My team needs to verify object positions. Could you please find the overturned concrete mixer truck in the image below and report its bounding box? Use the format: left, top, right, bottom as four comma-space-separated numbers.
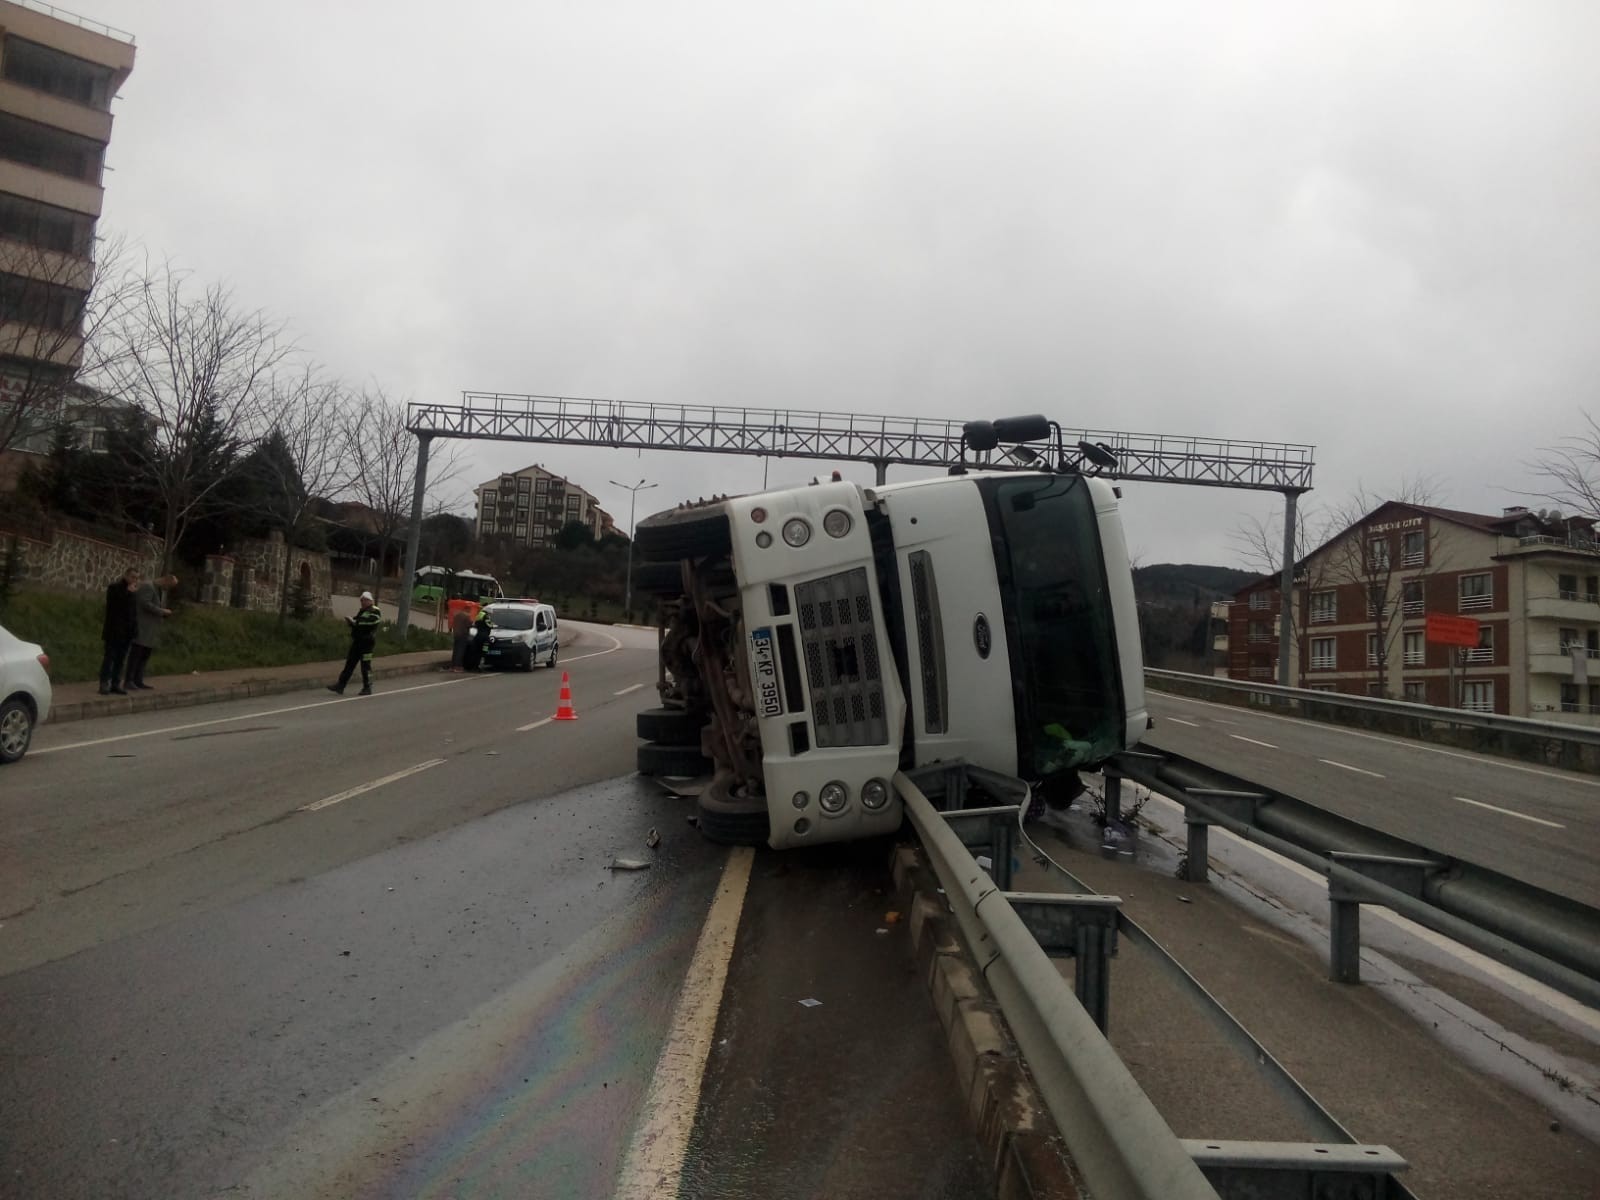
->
632, 414, 1148, 847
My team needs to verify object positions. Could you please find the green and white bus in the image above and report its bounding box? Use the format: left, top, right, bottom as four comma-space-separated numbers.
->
411, 566, 504, 607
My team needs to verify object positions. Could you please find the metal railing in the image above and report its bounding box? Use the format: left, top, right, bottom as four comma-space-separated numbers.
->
1146, 668, 1600, 756
8, 0, 135, 42
898, 761, 1412, 1200
1113, 747, 1600, 1008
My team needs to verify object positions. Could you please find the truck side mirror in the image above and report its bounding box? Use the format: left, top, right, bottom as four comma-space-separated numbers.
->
992, 414, 1051, 443
962, 420, 999, 452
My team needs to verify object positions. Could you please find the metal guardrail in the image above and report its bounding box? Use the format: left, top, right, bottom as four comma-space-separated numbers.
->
1112, 747, 1600, 1009
1147, 668, 1600, 773
898, 762, 1411, 1200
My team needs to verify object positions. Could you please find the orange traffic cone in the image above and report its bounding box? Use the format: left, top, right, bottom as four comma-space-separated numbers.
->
553, 671, 578, 720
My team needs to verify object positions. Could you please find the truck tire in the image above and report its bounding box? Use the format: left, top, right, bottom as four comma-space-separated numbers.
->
636, 706, 705, 746
634, 560, 684, 597
635, 506, 732, 561
696, 776, 770, 846
637, 742, 712, 777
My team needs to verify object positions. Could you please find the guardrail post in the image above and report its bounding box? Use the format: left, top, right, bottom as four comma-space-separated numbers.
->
1179, 789, 1267, 884
1004, 893, 1122, 1032
1102, 768, 1123, 825
941, 806, 1021, 890
1327, 853, 1437, 986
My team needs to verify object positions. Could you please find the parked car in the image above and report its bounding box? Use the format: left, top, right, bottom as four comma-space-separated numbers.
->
0, 621, 51, 764
481, 601, 559, 671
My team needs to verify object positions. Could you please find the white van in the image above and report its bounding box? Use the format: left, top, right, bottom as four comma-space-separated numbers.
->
482, 602, 559, 671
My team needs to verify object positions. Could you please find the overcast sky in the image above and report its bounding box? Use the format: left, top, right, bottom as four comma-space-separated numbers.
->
87, 0, 1600, 567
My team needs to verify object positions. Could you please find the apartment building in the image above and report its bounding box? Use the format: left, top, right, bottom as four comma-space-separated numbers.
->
0, 1, 134, 484
1228, 502, 1600, 725
473, 464, 616, 548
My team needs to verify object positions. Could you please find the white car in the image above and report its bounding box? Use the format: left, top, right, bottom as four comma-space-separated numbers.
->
481, 601, 559, 671
0, 621, 51, 764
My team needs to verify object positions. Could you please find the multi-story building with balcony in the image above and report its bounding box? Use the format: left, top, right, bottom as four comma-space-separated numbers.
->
0, 1, 134, 487
473, 464, 615, 548
1227, 502, 1600, 726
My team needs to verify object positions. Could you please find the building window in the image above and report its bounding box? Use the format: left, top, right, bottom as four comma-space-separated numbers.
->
1559, 627, 1580, 654
1249, 592, 1271, 611
1367, 537, 1391, 571
1309, 684, 1337, 693
1560, 683, 1580, 713
1589, 577, 1600, 604
0, 110, 104, 183
1310, 590, 1336, 623
518, 477, 531, 493
1559, 573, 1579, 601
1366, 633, 1380, 665
1, 36, 116, 109
1465, 625, 1494, 664
1249, 621, 1270, 643
1459, 573, 1492, 611
1365, 582, 1383, 618
1402, 580, 1423, 615
536, 479, 547, 494
0, 270, 85, 331
1403, 681, 1426, 703
1403, 631, 1424, 665
515, 524, 527, 540
1402, 529, 1425, 567
1461, 681, 1494, 713
0, 192, 95, 257
1310, 637, 1335, 671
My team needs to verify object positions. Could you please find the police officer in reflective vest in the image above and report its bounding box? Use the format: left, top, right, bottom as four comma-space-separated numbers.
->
330, 591, 382, 695
464, 605, 494, 671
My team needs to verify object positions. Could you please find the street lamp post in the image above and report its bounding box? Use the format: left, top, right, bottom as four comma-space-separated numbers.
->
611, 477, 657, 617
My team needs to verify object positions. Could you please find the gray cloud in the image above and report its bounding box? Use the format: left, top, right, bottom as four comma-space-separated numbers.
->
95, 0, 1600, 560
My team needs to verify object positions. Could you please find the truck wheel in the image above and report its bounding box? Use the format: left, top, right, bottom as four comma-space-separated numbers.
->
697, 776, 770, 846
637, 742, 712, 777
634, 561, 684, 597
636, 506, 732, 561
636, 706, 705, 746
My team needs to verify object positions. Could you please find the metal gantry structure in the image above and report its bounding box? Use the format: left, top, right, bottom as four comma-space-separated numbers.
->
398, 392, 1315, 675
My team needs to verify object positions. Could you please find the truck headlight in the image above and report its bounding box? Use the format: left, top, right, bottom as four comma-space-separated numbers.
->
823, 509, 852, 538
782, 517, 811, 547
818, 781, 848, 813
791, 790, 810, 809
861, 778, 889, 810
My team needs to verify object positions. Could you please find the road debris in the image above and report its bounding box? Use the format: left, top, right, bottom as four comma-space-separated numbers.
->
645, 828, 661, 849
611, 857, 651, 871
798, 998, 822, 1008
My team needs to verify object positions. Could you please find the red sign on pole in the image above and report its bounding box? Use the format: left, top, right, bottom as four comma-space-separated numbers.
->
1425, 613, 1480, 647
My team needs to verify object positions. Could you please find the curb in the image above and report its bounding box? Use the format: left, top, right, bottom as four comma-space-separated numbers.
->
46, 657, 451, 725
891, 845, 1085, 1200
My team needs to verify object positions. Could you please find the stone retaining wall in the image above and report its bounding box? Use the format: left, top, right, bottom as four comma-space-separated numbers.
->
0, 523, 164, 595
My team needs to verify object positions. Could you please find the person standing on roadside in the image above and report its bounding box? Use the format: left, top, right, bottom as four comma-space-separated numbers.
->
99, 567, 140, 695
450, 602, 472, 672
329, 591, 382, 696
127, 573, 179, 690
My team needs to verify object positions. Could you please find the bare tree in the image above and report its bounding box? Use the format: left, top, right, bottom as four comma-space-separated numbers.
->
1314, 478, 1446, 697
1529, 411, 1600, 520
92, 260, 294, 569
1228, 502, 1330, 662
0, 229, 142, 457
343, 386, 462, 589
246, 366, 356, 619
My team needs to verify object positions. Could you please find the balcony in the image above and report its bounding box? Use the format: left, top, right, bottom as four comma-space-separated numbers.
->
1528, 646, 1600, 675
1526, 593, 1600, 622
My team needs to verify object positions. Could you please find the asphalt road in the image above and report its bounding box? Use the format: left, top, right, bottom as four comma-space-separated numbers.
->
1146, 691, 1600, 907
0, 621, 990, 1200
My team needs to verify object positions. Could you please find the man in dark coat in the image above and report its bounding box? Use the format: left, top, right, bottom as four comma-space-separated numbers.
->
127, 573, 178, 690
99, 568, 141, 695
329, 591, 382, 696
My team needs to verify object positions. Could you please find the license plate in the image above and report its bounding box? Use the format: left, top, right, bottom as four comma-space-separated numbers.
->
750, 627, 784, 718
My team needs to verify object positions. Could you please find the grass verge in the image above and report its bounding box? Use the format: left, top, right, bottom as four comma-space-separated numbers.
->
0, 589, 450, 684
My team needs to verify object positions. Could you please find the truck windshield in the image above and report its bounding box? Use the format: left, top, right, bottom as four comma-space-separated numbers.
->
981, 475, 1126, 777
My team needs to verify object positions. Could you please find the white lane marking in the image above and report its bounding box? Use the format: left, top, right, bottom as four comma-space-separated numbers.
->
1320, 759, 1385, 779
614, 683, 645, 696
300, 758, 447, 812
1230, 734, 1278, 749
560, 628, 625, 664
615, 846, 755, 1200
1149, 693, 1600, 789
1165, 717, 1201, 728
1141, 791, 1600, 1034
517, 717, 553, 733
1454, 797, 1566, 829
36, 676, 479, 756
